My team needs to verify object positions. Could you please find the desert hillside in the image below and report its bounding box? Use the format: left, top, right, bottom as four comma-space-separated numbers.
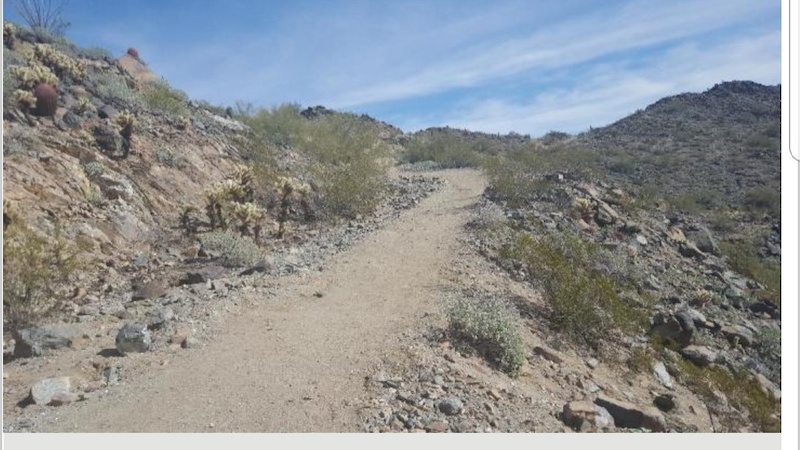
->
2, 20, 781, 434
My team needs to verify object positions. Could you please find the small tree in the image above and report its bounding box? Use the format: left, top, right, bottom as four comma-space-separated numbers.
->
13, 0, 71, 38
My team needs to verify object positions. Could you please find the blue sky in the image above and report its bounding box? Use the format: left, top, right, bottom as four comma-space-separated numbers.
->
3, 0, 781, 136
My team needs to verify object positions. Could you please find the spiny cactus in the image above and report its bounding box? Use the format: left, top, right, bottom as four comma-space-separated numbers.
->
114, 110, 136, 139
4, 22, 16, 49
76, 97, 94, 114
231, 164, 254, 203
9, 64, 59, 89
571, 197, 594, 221
127, 47, 140, 59
179, 205, 199, 235
13, 89, 37, 110
232, 202, 265, 239
32, 44, 86, 81
32, 83, 58, 117
274, 176, 310, 238
176, 115, 190, 130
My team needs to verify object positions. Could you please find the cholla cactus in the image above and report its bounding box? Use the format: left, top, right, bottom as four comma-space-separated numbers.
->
9, 64, 59, 89
275, 176, 310, 238
13, 89, 37, 110
176, 115, 191, 130
4, 22, 16, 49
114, 110, 136, 139
571, 197, 594, 221
232, 202, 265, 239
33, 44, 87, 80
76, 97, 94, 114
691, 289, 714, 309
231, 164, 254, 203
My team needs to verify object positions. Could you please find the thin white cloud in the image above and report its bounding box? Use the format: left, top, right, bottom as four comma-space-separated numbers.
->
323, 0, 777, 108
433, 30, 780, 135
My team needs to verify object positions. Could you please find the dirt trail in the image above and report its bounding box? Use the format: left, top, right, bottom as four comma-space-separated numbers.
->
37, 169, 486, 432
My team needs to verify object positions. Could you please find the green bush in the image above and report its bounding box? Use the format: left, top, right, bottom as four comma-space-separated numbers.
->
3, 213, 88, 330
198, 230, 263, 267
404, 132, 482, 168
140, 80, 189, 116
91, 72, 142, 108
300, 115, 390, 219
241, 102, 304, 148
78, 46, 112, 60
677, 360, 780, 432
499, 231, 648, 349
154, 145, 182, 168
720, 239, 780, 306
744, 187, 780, 217
446, 295, 526, 377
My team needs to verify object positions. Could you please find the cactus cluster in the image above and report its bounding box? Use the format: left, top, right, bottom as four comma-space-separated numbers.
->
9, 64, 59, 89
274, 176, 310, 238
176, 115, 191, 130
13, 89, 37, 109
4, 22, 16, 48
571, 197, 594, 221
76, 96, 95, 114
33, 44, 86, 81
114, 110, 136, 139
202, 165, 262, 235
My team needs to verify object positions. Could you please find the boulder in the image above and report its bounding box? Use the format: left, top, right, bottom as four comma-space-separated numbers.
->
13, 325, 81, 358
681, 345, 717, 367
594, 395, 666, 432
561, 401, 616, 432
720, 324, 755, 347
115, 323, 152, 355
30, 377, 72, 405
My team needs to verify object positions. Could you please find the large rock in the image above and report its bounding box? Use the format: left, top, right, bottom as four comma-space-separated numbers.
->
652, 361, 674, 389
594, 395, 666, 432
95, 172, 135, 201
687, 227, 719, 255
562, 401, 616, 432
438, 397, 463, 416
13, 325, 81, 358
131, 279, 169, 301
115, 323, 152, 355
649, 312, 694, 347
30, 377, 72, 405
720, 324, 755, 347
681, 345, 717, 367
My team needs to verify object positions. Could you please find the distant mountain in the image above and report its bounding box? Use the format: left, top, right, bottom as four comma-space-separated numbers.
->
578, 81, 780, 206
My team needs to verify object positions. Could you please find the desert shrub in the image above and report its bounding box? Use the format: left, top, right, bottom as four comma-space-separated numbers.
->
240, 102, 305, 148
482, 155, 553, 208
195, 99, 230, 117
82, 160, 104, 178
13, 0, 71, 38
154, 145, 182, 168
627, 345, 656, 374
446, 294, 526, 377
754, 327, 781, 380
720, 239, 780, 306
744, 187, 780, 217
404, 132, 482, 168
3, 67, 22, 111
300, 114, 390, 219
140, 79, 189, 116
78, 46, 112, 60
198, 230, 263, 267
677, 360, 780, 432
3, 47, 26, 69
91, 71, 142, 108
499, 231, 648, 349
3, 211, 88, 330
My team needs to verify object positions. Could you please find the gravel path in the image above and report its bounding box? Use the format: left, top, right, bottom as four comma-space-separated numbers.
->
35, 169, 486, 432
